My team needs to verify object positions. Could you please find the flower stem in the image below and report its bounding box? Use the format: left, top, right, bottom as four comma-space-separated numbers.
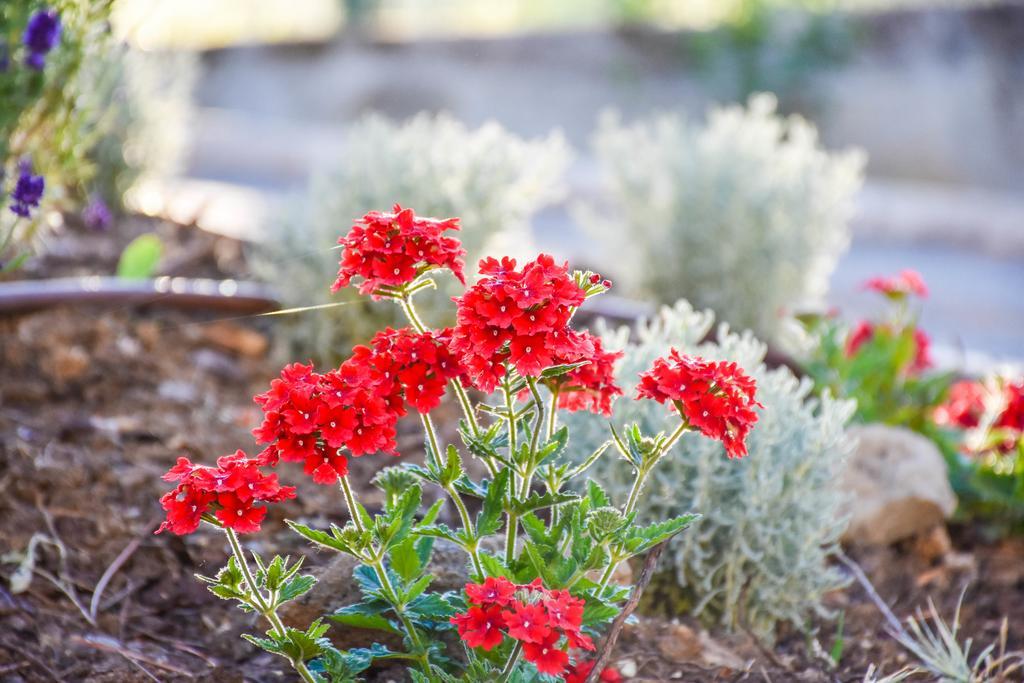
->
399, 294, 428, 333
420, 414, 485, 578
224, 529, 316, 683
498, 641, 523, 681
546, 387, 560, 440
339, 475, 366, 534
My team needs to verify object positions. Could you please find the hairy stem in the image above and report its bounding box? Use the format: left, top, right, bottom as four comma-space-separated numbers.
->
225, 529, 317, 683
498, 641, 524, 682
420, 414, 485, 578
339, 475, 366, 534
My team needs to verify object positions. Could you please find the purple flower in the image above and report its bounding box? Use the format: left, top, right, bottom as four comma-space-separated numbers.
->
82, 195, 113, 231
23, 9, 61, 70
10, 161, 45, 218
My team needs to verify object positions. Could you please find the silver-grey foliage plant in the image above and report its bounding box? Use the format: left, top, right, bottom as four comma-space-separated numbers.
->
583, 93, 865, 340
253, 112, 570, 362
564, 300, 856, 641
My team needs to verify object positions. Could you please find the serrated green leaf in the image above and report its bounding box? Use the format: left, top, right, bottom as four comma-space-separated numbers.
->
540, 361, 589, 379
208, 584, 246, 601
408, 592, 456, 621
623, 513, 700, 555
329, 609, 400, 634
477, 469, 510, 537
478, 551, 511, 579
287, 520, 353, 554
390, 538, 421, 583
279, 574, 316, 603
508, 490, 579, 516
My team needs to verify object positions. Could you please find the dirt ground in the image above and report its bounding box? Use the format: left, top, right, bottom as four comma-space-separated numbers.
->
1, 218, 1022, 682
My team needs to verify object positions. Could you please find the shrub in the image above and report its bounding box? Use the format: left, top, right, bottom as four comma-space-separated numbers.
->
251, 113, 570, 363
582, 93, 864, 341
1, 0, 115, 267
156, 207, 767, 680
563, 299, 855, 641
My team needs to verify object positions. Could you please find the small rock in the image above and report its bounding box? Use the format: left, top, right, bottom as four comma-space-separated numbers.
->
201, 322, 268, 358
158, 380, 198, 404
191, 348, 244, 380
45, 345, 89, 384
911, 524, 952, 563
656, 623, 703, 663
617, 659, 637, 678
840, 424, 957, 545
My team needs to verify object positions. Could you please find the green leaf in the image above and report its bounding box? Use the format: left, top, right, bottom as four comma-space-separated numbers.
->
508, 491, 580, 516
408, 592, 457, 621
330, 602, 400, 634
477, 469, 510, 537
540, 361, 588, 379
478, 551, 511, 579
279, 574, 316, 603
623, 513, 701, 555
390, 538, 422, 583
287, 520, 354, 555
402, 574, 433, 604
116, 233, 163, 279
581, 596, 621, 627
379, 483, 422, 550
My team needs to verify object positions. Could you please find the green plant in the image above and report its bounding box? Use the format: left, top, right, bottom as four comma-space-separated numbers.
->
891, 589, 1023, 683
934, 375, 1024, 527
563, 299, 855, 642
583, 93, 864, 341
251, 112, 570, 364
1, 0, 115, 268
799, 270, 953, 435
155, 207, 770, 680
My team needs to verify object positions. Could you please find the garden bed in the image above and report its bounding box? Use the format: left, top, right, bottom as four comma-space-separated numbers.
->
1, 217, 1022, 682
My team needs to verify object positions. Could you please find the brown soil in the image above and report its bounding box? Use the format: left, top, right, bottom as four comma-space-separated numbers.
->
1, 217, 1022, 682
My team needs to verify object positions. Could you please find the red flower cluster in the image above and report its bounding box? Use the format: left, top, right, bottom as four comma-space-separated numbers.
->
564, 660, 623, 683
864, 269, 928, 299
253, 361, 403, 485
156, 451, 295, 535
636, 350, 762, 458
998, 380, 1024, 433
542, 332, 624, 417
934, 380, 987, 430
331, 205, 466, 296
451, 255, 592, 392
844, 322, 933, 374
367, 327, 466, 413
451, 577, 593, 677
935, 378, 1024, 453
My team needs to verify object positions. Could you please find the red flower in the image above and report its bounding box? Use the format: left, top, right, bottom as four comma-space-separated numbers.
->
450, 604, 506, 651
996, 380, 1024, 433
369, 327, 466, 413
910, 328, 934, 373
156, 453, 295, 535
934, 380, 986, 429
845, 322, 932, 375
864, 269, 928, 299
522, 631, 569, 676
215, 492, 268, 533
636, 350, 761, 459
331, 205, 465, 296
453, 578, 593, 676
544, 332, 623, 417
450, 254, 591, 392
252, 358, 404, 484
565, 660, 623, 683
844, 320, 875, 357
465, 576, 517, 607
503, 602, 552, 644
